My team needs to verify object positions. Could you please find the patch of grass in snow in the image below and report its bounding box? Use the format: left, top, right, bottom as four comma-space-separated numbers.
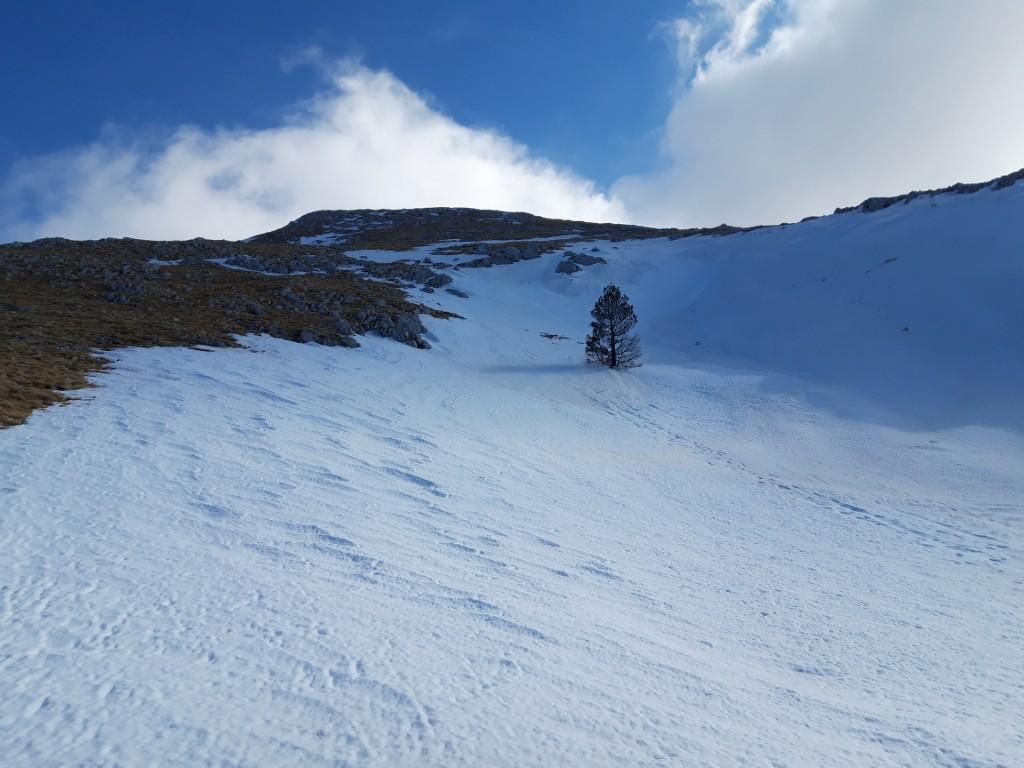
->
0, 238, 454, 428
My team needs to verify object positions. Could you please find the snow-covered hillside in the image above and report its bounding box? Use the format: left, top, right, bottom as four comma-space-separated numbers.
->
456, 180, 1022, 433
1, 182, 1022, 766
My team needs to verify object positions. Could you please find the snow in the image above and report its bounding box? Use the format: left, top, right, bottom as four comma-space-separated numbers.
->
298, 233, 345, 246
345, 235, 583, 264
2, 186, 1023, 766
206, 257, 313, 276
441, 233, 583, 245
346, 244, 448, 264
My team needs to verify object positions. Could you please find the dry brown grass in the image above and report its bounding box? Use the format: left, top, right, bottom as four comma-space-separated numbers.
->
1, 240, 452, 428
248, 207, 715, 250
1, 209, 746, 428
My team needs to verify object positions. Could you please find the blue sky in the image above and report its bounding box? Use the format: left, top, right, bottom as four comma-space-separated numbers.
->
1, 1, 1022, 240
0, 0, 687, 187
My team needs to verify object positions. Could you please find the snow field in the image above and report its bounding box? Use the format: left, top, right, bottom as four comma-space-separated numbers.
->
2, 186, 1023, 766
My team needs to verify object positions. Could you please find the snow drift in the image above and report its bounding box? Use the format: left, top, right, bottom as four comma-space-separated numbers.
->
1, 177, 1022, 767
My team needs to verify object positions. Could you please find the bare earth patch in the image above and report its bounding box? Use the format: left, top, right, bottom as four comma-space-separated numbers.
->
0, 237, 452, 427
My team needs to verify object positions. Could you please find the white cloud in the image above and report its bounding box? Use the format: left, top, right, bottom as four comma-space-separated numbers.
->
616, 0, 1024, 227
6, 7, 1023, 238
1, 62, 625, 241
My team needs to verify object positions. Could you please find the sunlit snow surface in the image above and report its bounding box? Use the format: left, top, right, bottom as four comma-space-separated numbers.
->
2, 191, 1023, 766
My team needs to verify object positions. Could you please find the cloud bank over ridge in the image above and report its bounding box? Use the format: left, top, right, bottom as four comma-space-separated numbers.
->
3, 3, 1024, 239
615, 0, 1024, 226
1, 63, 625, 241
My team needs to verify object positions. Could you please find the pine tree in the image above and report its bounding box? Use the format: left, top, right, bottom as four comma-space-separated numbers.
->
585, 284, 641, 368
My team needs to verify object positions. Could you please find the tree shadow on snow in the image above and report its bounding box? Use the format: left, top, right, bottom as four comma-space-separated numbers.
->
480, 363, 602, 376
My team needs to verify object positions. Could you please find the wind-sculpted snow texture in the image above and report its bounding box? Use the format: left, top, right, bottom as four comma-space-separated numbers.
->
2, 183, 1023, 766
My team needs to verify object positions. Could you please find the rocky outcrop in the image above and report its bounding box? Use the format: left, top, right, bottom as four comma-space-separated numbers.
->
356, 310, 431, 349
434, 239, 575, 268
565, 251, 606, 266
0, 236, 460, 427
247, 207, 696, 251
834, 167, 1024, 215
360, 261, 453, 289
298, 327, 360, 347
555, 249, 607, 275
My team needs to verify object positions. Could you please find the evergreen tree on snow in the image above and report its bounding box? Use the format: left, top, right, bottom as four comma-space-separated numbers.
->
585, 284, 641, 368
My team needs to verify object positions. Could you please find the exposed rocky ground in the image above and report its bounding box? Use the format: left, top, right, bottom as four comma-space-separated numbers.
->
555, 249, 608, 274
6, 163, 1020, 429
3, 209, 751, 428
248, 207, 708, 249
831, 166, 1024, 215
0, 237, 453, 428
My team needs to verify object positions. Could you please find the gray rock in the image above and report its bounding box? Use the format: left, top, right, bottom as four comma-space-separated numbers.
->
331, 314, 353, 335
323, 334, 360, 348
425, 273, 453, 288
225, 253, 263, 271
356, 309, 431, 349
493, 245, 522, 264
299, 327, 361, 347
394, 312, 427, 338
555, 260, 582, 275
280, 286, 304, 309
568, 252, 607, 266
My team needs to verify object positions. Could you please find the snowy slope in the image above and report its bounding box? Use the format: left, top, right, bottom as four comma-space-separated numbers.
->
2, 186, 1023, 767
514, 182, 1023, 432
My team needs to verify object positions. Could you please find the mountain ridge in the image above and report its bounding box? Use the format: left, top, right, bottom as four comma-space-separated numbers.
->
2, 165, 1022, 428
3, 171, 1022, 766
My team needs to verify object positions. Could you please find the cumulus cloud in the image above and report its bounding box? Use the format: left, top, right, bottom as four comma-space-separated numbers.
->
6, 7, 1023, 237
617, 0, 1024, 227
0, 61, 625, 241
